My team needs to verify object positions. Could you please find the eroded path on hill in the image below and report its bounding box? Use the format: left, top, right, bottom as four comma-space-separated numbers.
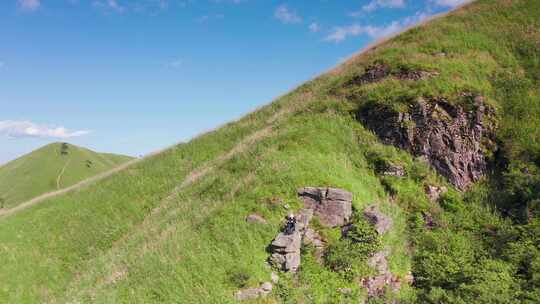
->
60, 106, 297, 302
56, 158, 71, 190
0, 158, 140, 218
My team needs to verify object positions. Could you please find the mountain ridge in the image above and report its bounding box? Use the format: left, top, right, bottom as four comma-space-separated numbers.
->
1, 0, 540, 303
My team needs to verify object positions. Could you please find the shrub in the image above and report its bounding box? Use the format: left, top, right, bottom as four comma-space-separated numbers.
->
226, 268, 251, 288
324, 216, 380, 280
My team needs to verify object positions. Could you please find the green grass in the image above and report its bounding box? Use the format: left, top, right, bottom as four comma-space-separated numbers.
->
0, 142, 133, 209
1, 0, 540, 303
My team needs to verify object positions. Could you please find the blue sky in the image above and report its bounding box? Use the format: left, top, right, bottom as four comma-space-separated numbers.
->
0, 0, 467, 164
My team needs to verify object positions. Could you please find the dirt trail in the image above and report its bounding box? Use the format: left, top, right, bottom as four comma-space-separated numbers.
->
179, 125, 273, 188
63, 109, 288, 301
0, 157, 142, 219
56, 159, 71, 189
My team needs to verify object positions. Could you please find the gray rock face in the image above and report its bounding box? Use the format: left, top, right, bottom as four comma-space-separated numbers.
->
363, 205, 393, 235
246, 214, 267, 224
269, 187, 351, 273
235, 282, 273, 301
358, 95, 495, 190
360, 206, 410, 299
362, 249, 401, 298
269, 210, 310, 273
298, 187, 352, 228
303, 227, 325, 261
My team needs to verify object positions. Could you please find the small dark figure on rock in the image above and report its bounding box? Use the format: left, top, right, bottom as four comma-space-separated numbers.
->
284, 213, 296, 235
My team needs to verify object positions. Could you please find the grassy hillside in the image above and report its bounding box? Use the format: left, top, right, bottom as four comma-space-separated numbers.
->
0, 0, 539, 303
0, 143, 133, 209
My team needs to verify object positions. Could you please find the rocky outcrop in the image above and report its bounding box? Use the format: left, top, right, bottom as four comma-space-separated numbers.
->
269, 209, 313, 272
358, 96, 495, 190
344, 63, 438, 88
303, 227, 325, 260
297, 187, 353, 228
269, 230, 302, 272
363, 205, 393, 235
235, 282, 273, 301
269, 187, 352, 273
362, 249, 401, 298
359, 205, 408, 299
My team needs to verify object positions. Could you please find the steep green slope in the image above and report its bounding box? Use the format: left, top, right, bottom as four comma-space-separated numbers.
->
1, 0, 540, 303
0, 143, 133, 209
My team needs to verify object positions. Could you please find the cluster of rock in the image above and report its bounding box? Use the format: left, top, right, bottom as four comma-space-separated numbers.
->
344, 63, 438, 88
359, 95, 495, 190
269, 208, 313, 272
255, 187, 411, 301
358, 205, 402, 298
268, 187, 353, 273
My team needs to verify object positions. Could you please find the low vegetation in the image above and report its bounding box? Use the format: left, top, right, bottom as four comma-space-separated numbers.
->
0, 0, 539, 303
0, 142, 132, 209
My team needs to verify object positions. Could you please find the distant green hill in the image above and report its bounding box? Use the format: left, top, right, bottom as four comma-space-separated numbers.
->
0, 143, 133, 209
1, 1, 540, 303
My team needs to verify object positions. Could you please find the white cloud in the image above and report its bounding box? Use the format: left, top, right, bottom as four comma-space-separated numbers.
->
17, 0, 41, 11
362, 0, 405, 12
326, 10, 430, 43
274, 5, 302, 24
0, 121, 91, 139
432, 0, 471, 7
309, 22, 321, 33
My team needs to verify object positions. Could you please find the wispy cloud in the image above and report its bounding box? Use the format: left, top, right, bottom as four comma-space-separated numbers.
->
17, 0, 41, 11
92, 0, 175, 14
0, 121, 91, 139
326, 11, 430, 43
274, 5, 302, 24
361, 0, 405, 13
432, 0, 471, 7
309, 22, 321, 33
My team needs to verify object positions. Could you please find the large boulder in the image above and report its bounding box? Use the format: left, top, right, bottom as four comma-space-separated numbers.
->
298, 187, 352, 227
270, 231, 302, 254
269, 209, 311, 273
